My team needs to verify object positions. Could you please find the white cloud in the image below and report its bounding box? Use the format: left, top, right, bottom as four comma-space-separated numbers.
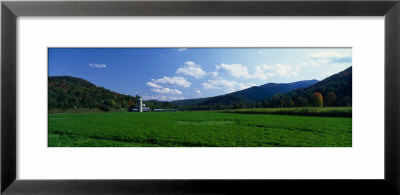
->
224, 88, 236, 93
176, 61, 207, 79
216, 63, 251, 79
252, 64, 297, 80
258, 51, 264, 55
146, 82, 163, 89
177, 48, 187, 52
319, 71, 334, 80
146, 82, 182, 95
295, 62, 308, 72
142, 95, 185, 101
202, 77, 237, 91
210, 63, 298, 81
152, 76, 191, 88
293, 51, 352, 73
209, 71, 219, 77
308, 51, 352, 66
150, 88, 182, 95
309, 51, 351, 59
237, 82, 257, 90
195, 90, 202, 95
202, 77, 256, 93
89, 63, 107, 68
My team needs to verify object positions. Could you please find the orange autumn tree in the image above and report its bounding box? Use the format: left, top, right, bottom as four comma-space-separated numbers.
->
311, 92, 323, 107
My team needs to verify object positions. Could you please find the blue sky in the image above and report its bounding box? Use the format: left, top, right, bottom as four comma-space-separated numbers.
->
48, 48, 352, 101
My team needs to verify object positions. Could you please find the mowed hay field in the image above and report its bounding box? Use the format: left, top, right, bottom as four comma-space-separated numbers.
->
48, 109, 352, 147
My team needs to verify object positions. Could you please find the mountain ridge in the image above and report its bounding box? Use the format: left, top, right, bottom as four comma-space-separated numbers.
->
171, 79, 319, 108
263, 66, 352, 107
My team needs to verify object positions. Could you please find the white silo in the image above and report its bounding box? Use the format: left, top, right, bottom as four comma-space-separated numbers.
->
138, 98, 143, 112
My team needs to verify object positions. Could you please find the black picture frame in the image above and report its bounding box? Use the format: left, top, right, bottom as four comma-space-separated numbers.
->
2, 0, 400, 194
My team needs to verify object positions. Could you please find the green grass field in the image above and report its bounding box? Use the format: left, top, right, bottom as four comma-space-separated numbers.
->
221, 107, 352, 117
48, 108, 352, 147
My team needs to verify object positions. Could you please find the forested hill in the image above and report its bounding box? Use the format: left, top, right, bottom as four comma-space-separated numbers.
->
263, 66, 352, 108
229, 79, 318, 101
301, 66, 352, 98
48, 76, 141, 111
171, 80, 318, 109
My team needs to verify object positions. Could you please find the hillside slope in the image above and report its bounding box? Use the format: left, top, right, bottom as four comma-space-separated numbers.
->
265, 66, 352, 107
48, 76, 141, 111
172, 80, 318, 109
292, 66, 352, 98
229, 79, 318, 101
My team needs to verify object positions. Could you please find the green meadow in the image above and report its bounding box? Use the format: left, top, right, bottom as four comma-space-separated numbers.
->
48, 108, 352, 147
221, 107, 352, 117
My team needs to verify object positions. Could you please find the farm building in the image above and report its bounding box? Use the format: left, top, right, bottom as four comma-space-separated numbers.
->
141, 104, 151, 112
128, 98, 150, 112
139, 98, 151, 112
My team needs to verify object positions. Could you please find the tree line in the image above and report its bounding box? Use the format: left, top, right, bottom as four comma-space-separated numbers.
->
49, 76, 141, 111
175, 91, 351, 111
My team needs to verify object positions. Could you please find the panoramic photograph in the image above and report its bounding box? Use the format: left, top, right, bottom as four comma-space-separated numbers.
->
48, 48, 352, 147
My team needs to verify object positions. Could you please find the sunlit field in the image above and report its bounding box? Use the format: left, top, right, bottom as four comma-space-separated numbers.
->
49, 109, 352, 147
221, 107, 352, 117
